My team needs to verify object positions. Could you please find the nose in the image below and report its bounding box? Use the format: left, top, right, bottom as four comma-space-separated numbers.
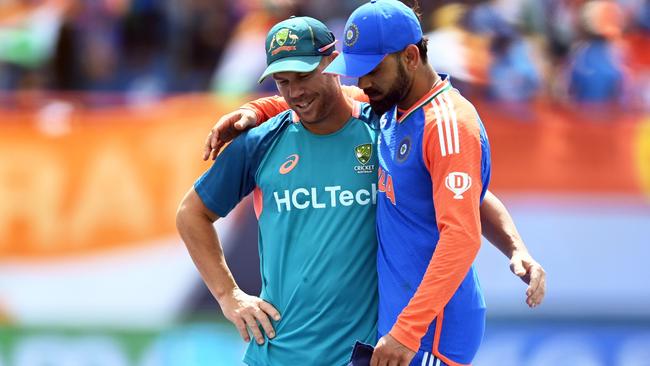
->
358, 75, 372, 91
288, 82, 305, 100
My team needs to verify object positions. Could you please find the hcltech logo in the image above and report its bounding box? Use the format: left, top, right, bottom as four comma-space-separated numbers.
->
354, 143, 375, 174
273, 184, 377, 212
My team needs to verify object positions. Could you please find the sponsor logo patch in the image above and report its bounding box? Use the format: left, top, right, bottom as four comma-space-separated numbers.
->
279, 154, 299, 175
445, 172, 472, 199
354, 143, 375, 174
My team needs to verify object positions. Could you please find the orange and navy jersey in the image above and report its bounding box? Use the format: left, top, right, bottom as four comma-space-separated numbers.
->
376, 74, 490, 366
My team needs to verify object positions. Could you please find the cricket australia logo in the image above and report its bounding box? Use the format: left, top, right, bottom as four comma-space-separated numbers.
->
354, 143, 375, 174
270, 28, 299, 55
445, 172, 472, 199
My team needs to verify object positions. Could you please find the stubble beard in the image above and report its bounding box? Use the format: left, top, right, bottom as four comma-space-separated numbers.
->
369, 62, 412, 117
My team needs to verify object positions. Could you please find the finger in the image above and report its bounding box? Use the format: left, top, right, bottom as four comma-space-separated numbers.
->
203, 133, 213, 161
254, 309, 276, 339
370, 350, 379, 366
530, 274, 546, 306
215, 112, 241, 136
526, 267, 545, 307
210, 128, 220, 151
527, 266, 542, 297
242, 313, 265, 344
259, 301, 281, 321
231, 317, 250, 343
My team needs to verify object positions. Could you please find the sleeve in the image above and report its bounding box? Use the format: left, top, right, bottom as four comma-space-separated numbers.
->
241, 86, 369, 124
194, 133, 257, 217
241, 95, 289, 125
341, 85, 370, 103
388, 95, 485, 352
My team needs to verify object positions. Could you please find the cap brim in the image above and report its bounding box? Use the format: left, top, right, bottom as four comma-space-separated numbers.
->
323, 52, 386, 78
258, 56, 323, 83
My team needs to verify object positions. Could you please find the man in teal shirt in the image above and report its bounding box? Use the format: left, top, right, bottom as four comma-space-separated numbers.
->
177, 17, 380, 365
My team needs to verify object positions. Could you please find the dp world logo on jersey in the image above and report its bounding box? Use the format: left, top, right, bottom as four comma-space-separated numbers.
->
445, 172, 472, 199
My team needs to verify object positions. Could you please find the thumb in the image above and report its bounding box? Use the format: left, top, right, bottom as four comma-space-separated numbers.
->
510, 260, 527, 277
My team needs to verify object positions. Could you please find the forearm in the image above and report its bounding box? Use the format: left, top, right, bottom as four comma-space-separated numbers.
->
176, 202, 238, 303
480, 190, 527, 258
240, 95, 289, 124
390, 226, 480, 351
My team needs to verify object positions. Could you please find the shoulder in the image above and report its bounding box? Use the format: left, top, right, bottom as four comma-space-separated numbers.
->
232, 109, 294, 152
424, 91, 480, 128
422, 90, 484, 149
356, 102, 381, 130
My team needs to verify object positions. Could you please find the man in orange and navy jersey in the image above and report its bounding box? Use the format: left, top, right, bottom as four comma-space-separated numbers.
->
322, 1, 493, 365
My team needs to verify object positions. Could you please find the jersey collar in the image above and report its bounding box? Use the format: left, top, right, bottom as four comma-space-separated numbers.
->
396, 74, 452, 124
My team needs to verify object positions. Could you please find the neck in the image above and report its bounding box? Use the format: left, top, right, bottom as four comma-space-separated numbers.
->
303, 85, 353, 135
397, 65, 439, 111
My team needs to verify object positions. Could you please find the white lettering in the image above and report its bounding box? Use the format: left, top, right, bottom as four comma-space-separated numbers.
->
355, 189, 370, 205
339, 190, 354, 206
274, 190, 291, 212
311, 187, 326, 208
324, 185, 341, 207
371, 183, 377, 204
273, 185, 376, 211
292, 188, 310, 209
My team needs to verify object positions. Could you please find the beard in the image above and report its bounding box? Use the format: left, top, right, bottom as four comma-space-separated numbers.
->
367, 62, 412, 116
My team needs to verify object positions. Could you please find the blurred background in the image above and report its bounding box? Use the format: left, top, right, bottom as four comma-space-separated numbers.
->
0, 0, 649, 365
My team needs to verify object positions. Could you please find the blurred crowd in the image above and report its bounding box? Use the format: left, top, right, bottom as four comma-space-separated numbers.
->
0, 0, 648, 107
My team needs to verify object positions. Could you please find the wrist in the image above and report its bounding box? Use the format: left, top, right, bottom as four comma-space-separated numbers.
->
214, 285, 239, 304
239, 107, 260, 125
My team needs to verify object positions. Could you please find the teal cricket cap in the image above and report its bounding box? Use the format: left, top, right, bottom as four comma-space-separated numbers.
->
259, 16, 337, 83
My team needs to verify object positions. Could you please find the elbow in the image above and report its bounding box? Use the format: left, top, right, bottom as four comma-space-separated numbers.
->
175, 199, 191, 233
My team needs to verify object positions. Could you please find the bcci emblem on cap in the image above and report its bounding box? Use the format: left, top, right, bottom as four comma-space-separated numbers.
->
344, 23, 359, 47
445, 172, 472, 199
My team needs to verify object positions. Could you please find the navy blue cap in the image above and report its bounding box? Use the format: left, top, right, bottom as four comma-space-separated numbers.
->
324, 0, 422, 77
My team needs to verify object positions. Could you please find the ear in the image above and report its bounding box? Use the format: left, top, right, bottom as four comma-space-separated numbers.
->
322, 51, 339, 67
401, 44, 421, 71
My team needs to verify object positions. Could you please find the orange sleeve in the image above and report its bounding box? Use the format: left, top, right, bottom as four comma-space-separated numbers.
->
389, 94, 484, 352
241, 85, 368, 124
240, 95, 289, 125
341, 85, 370, 103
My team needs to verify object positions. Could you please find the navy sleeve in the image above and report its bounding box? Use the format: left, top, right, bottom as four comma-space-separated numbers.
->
193, 111, 291, 217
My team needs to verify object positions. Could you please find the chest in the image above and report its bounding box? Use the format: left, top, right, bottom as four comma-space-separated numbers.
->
376, 110, 432, 206
256, 123, 378, 213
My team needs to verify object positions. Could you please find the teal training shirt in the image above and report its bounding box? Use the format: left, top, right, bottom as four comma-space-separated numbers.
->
194, 102, 379, 365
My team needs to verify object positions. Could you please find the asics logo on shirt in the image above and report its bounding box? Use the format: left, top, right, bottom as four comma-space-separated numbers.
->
273, 184, 377, 212
279, 154, 299, 174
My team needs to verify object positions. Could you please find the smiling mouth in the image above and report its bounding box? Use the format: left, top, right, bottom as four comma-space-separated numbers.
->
294, 99, 315, 111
